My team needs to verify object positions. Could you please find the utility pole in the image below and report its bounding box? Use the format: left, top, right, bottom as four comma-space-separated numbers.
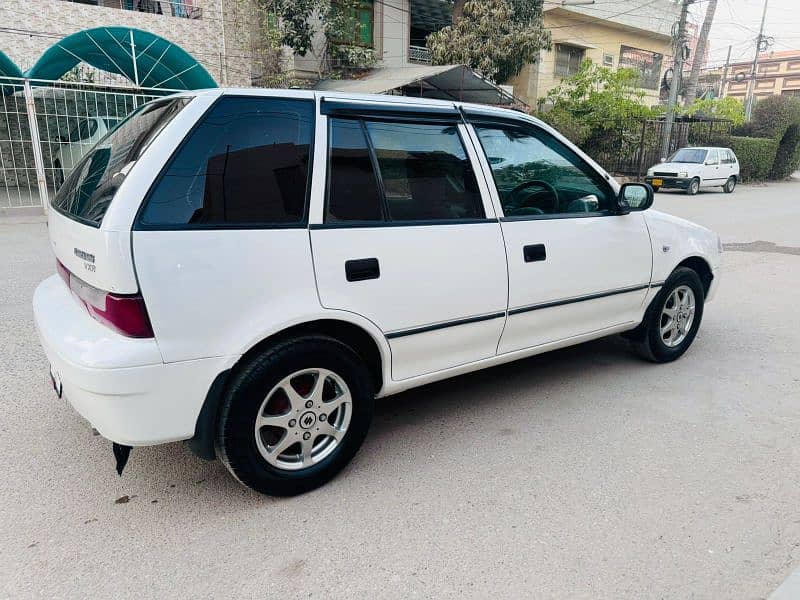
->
660, 0, 691, 160
719, 44, 732, 98
745, 0, 770, 121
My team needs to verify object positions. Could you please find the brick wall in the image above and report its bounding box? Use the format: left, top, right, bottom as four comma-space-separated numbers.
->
0, 0, 252, 86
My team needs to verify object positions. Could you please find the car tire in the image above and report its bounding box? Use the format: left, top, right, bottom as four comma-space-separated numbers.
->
216, 336, 375, 496
723, 176, 736, 193
686, 178, 700, 195
630, 267, 705, 363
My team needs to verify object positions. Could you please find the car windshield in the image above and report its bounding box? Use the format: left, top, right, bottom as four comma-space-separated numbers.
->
668, 148, 707, 163
51, 97, 190, 227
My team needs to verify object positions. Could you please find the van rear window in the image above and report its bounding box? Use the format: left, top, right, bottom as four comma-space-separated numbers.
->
51, 97, 190, 227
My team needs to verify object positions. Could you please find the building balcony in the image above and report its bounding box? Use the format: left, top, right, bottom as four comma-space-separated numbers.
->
63, 0, 202, 19
409, 45, 431, 64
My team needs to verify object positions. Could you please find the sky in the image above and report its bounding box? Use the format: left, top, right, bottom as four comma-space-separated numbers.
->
699, 0, 800, 67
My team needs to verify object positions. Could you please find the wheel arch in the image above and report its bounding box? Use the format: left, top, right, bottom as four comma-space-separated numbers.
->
676, 255, 713, 296
186, 317, 388, 461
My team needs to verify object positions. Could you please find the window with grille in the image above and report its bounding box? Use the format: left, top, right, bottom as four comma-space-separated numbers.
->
618, 46, 663, 90
555, 44, 585, 77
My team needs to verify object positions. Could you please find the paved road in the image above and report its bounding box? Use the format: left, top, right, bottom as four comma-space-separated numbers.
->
1, 180, 798, 599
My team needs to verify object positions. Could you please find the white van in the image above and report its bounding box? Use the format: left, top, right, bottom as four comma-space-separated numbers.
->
33, 89, 722, 496
645, 146, 740, 195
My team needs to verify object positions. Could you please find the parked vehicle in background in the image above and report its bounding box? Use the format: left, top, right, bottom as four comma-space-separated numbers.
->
54, 116, 120, 188
33, 89, 722, 497
645, 147, 739, 195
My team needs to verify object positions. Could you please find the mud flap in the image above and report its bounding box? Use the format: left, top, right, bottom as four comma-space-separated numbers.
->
113, 443, 132, 476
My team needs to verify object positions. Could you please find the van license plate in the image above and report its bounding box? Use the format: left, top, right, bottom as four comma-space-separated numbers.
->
652, 178, 663, 186
50, 365, 63, 399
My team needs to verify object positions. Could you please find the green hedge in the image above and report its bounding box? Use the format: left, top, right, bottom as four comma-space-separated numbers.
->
729, 136, 779, 182
770, 123, 800, 179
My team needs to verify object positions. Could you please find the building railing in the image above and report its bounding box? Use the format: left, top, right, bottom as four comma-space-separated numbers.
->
62, 0, 202, 19
409, 45, 432, 64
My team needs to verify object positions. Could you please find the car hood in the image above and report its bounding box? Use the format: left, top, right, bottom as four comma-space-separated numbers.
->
650, 162, 701, 173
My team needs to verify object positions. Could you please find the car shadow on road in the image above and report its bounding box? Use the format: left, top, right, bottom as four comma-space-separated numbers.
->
116, 333, 648, 502
370, 333, 643, 433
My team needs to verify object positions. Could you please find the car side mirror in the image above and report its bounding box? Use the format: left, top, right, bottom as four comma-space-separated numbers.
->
617, 183, 653, 214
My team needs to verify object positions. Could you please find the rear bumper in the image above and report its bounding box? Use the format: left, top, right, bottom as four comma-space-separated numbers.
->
645, 176, 692, 190
33, 275, 232, 446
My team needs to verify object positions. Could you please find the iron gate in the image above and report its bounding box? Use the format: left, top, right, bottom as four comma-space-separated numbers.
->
0, 77, 178, 211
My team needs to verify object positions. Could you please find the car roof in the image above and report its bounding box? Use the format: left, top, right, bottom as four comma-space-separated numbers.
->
180, 87, 533, 121
678, 146, 731, 151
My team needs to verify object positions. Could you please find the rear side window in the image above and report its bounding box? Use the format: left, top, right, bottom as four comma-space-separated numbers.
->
140, 96, 314, 227
722, 149, 737, 164
52, 97, 189, 227
327, 119, 384, 221
326, 118, 484, 223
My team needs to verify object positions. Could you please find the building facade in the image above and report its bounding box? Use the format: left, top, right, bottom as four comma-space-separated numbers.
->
0, 0, 251, 86
510, 1, 681, 106
723, 50, 800, 101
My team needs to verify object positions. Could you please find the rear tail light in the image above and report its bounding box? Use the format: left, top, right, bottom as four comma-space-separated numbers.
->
56, 260, 154, 338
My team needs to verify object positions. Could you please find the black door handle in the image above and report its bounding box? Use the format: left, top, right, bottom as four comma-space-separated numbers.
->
523, 244, 546, 262
345, 258, 380, 282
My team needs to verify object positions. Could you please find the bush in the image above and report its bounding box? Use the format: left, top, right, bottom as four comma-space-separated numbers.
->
729, 136, 779, 182
750, 95, 800, 138
770, 123, 800, 179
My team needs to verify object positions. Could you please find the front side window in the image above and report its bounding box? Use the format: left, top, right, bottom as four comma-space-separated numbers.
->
140, 96, 314, 227
474, 124, 613, 217
326, 118, 484, 223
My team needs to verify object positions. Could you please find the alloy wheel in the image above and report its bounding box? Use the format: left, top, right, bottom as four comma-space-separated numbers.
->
254, 368, 352, 471
659, 285, 696, 348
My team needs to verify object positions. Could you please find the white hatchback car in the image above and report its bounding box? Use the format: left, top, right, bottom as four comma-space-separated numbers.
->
34, 89, 722, 496
645, 146, 740, 195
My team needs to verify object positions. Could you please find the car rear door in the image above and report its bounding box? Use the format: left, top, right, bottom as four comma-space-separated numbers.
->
463, 110, 653, 353
702, 149, 724, 186
309, 101, 508, 381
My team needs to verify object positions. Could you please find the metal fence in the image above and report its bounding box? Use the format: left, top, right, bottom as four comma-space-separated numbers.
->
0, 77, 177, 211
592, 117, 733, 177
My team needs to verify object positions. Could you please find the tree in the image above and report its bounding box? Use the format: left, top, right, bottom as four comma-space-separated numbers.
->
682, 97, 745, 127
245, 0, 376, 83
540, 60, 659, 151
683, 0, 717, 106
426, 0, 551, 84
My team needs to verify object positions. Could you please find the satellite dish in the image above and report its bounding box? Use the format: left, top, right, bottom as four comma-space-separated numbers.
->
734, 72, 747, 82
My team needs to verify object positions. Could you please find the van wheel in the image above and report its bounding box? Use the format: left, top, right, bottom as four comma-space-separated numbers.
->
723, 176, 736, 193
686, 178, 700, 195
216, 336, 374, 496
631, 267, 705, 363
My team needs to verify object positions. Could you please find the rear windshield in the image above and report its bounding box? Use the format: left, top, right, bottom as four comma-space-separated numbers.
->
51, 97, 190, 227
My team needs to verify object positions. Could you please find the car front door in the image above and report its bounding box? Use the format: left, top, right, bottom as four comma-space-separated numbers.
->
464, 113, 653, 354
310, 103, 508, 381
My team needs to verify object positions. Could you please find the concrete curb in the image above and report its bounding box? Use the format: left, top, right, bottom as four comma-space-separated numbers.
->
769, 566, 800, 599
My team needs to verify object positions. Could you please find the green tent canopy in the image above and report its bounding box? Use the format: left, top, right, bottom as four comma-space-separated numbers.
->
0, 50, 23, 79
25, 27, 217, 90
